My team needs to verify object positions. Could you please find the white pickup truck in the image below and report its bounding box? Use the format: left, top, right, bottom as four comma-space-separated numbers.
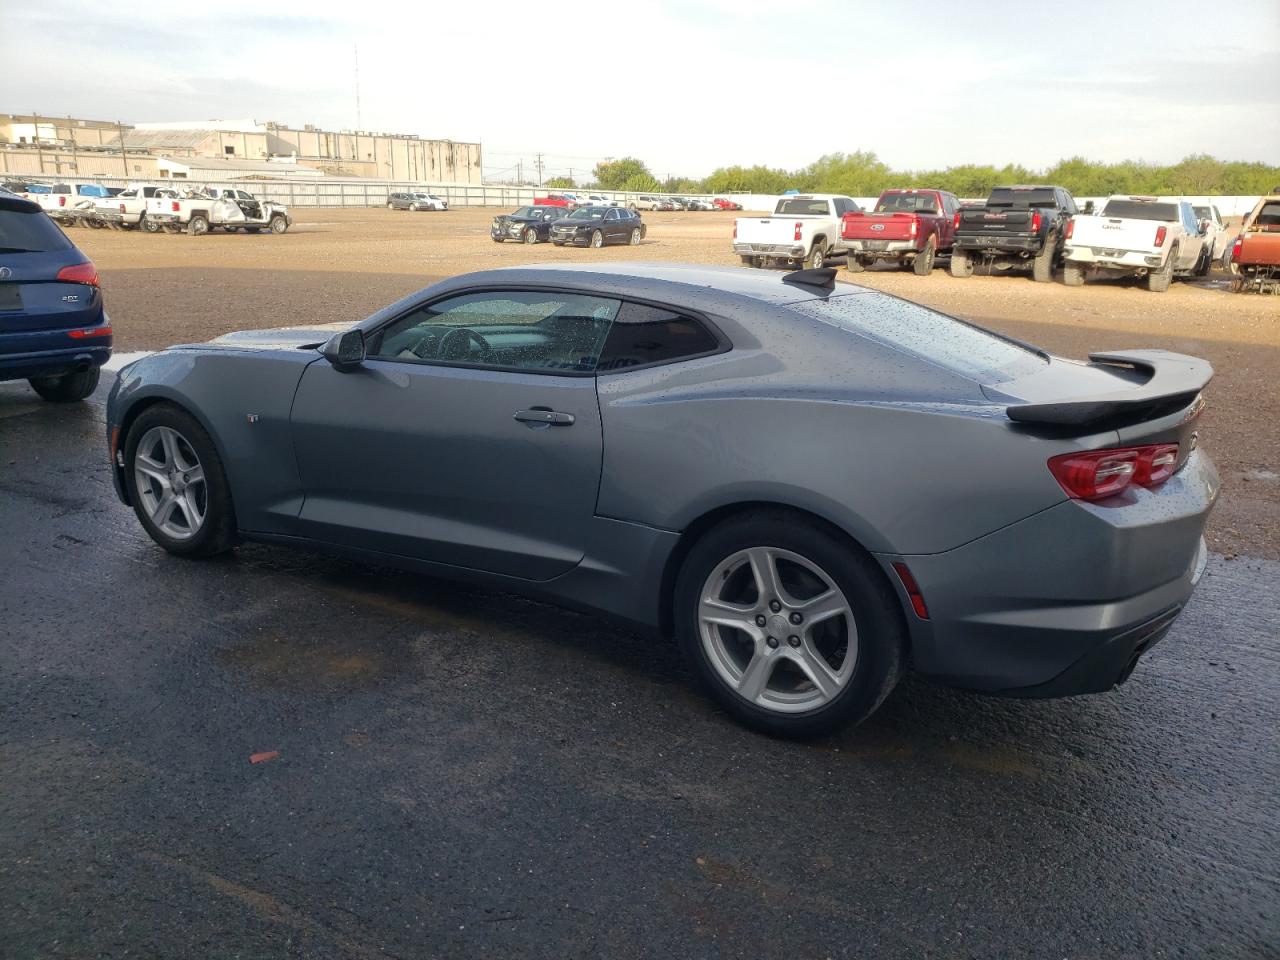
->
92, 185, 177, 231
1063, 195, 1212, 291
733, 194, 861, 269
145, 188, 292, 235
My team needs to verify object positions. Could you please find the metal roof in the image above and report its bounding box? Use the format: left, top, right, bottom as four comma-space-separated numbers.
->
104, 128, 222, 150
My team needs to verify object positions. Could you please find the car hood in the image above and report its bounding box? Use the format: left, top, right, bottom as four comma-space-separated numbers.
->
183, 323, 351, 352
496, 214, 542, 224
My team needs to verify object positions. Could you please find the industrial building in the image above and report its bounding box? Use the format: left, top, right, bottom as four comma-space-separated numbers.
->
0, 113, 482, 184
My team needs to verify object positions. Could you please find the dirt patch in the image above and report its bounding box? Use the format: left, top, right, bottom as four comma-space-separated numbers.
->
70, 207, 1279, 558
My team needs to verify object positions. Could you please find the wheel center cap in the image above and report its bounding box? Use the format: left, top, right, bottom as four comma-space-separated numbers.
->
767, 614, 790, 639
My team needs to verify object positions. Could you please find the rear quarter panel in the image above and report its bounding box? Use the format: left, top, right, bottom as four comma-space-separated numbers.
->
109, 350, 316, 534
594, 309, 1081, 555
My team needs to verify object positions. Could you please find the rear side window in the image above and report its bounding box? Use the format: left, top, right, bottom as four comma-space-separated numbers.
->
598, 303, 721, 372
791, 293, 1046, 384
0, 202, 73, 252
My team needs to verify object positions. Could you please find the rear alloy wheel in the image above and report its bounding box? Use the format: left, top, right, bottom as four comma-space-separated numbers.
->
630, 227, 641, 245
1032, 232, 1056, 282
269, 215, 288, 234
590, 229, 604, 249
29, 366, 100, 403
387, 202, 395, 210
1148, 246, 1176, 292
912, 237, 937, 276
187, 215, 209, 237
675, 510, 906, 738
124, 405, 237, 558
140, 216, 160, 234
1063, 262, 1086, 287
524, 227, 538, 244
410, 203, 419, 211
950, 249, 974, 278
804, 243, 826, 270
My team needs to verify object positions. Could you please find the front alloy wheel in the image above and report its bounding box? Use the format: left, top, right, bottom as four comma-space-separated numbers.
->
133, 426, 208, 541
590, 229, 603, 249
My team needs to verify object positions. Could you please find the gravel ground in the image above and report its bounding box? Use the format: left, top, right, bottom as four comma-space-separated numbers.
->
66, 207, 1279, 558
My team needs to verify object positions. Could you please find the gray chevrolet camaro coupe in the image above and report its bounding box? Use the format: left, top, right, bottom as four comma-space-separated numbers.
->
106, 263, 1218, 737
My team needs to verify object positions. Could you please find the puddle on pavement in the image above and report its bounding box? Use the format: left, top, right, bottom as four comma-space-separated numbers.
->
215, 630, 412, 691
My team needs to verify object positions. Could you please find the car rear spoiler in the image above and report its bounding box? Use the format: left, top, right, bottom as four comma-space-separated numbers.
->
1005, 349, 1213, 426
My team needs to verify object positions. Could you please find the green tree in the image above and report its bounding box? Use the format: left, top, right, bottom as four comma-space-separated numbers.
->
622, 171, 661, 192
594, 157, 654, 190
543, 176, 575, 189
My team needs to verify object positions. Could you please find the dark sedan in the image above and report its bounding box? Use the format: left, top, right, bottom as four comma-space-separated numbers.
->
491, 206, 563, 244
105, 263, 1217, 738
0, 194, 111, 401
549, 206, 645, 248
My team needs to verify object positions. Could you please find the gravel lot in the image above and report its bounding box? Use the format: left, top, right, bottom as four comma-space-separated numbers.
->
67, 206, 1279, 557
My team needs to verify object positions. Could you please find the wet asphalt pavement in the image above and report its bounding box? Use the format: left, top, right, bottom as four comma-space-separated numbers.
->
1, 377, 1277, 960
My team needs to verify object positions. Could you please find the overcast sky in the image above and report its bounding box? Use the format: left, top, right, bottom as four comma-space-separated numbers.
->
3, 0, 1277, 180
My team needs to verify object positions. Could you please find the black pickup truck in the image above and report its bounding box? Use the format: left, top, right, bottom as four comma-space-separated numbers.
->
951, 185, 1078, 282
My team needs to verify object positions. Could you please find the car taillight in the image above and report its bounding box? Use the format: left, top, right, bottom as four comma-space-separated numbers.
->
59, 196, 67, 207
1154, 225, 1167, 247
909, 218, 918, 239
1030, 211, 1042, 233
1048, 443, 1181, 501
67, 324, 112, 339
1232, 236, 1242, 260
171, 201, 180, 212
953, 212, 961, 230
119, 203, 127, 213
56, 261, 99, 286
1065, 219, 1074, 240
793, 222, 802, 241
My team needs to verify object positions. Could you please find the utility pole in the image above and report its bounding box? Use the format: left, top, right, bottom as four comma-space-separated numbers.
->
517, 159, 522, 184
117, 120, 129, 178
535, 152, 544, 187
33, 111, 45, 175
354, 43, 362, 131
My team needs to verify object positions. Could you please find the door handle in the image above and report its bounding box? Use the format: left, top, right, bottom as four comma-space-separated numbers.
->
514, 409, 575, 426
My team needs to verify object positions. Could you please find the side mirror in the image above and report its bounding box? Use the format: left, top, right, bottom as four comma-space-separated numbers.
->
321, 329, 366, 371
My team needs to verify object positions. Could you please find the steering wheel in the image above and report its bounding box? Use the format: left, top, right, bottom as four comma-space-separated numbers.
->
438, 327, 492, 363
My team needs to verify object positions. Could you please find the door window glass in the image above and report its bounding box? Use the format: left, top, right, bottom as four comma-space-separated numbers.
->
370, 290, 622, 374
598, 304, 722, 372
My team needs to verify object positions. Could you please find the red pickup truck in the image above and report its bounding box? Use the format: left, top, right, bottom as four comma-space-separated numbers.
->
1229, 193, 1280, 293
534, 194, 576, 210
841, 189, 960, 275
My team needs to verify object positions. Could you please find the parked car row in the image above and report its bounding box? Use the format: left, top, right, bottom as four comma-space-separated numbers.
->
734, 186, 1250, 293
492, 205, 647, 248
532, 193, 741, 212
387, 191, 448, 211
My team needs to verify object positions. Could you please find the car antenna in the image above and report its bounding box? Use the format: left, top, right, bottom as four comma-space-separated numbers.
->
781, 267, 838, 290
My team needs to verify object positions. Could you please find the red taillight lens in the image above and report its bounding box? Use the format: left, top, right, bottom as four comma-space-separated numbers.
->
119, 203, 127, 213
59, 196, 67, 207
733, 222, 737, 239
1134, 443, 1179, 487
1232, 236, 1243, 260
909, 218, 918, 239
1048, 443, 1181, 500
953, 212, 961, 230
1154, 225, 1167, 247
891, 562, 929, 620
1030, 211, 1042, 233
67, 324, 112, 339
1065, 218, 1075, 240
171, 201, 180, 212
793, 222, 802, 241
56, 261, 99, 286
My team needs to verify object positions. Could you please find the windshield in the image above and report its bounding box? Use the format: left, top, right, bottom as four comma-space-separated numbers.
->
512, 206, 539, 217
775, 198, 830, 216
791, 293, 1046, 384
1100, 200, 1179, 221
568, 207, 606, 220
986, 187, 1057, 209
875, 192, 939, 214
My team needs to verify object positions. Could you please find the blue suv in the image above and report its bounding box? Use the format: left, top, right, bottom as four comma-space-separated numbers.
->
0, 192, 111, 401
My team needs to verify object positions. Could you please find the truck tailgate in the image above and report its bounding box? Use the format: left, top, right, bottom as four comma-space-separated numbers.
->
1236, 231, 1280, 266
957, 207, 1035, 234
842, 212, 915, 241
1070, 215, 1162, 252
735, 217, 797, 244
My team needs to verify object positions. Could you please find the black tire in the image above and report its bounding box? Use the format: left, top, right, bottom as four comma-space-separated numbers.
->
1032, 232, 1056, 283
674, 509, 907, 739
804, 242, 827, 270
912, 237, 937, 276
269, 215, 288, 235
387, 202, 395, 210
1194, 245, 1212, 277
524, 227, 538, 244
1148, 246, 1176, 292
187, 215, 209, 237
950, 248, 974, 278
140, 216, 160, 234
493, 237, 504, 243
740, 255, 756, 266
122, 404, 237, 558
844, 254, 865, 273
1063, 262, 1086, 287
245, 226, 261, 234
630, 227, 641, 246
29, 365, 100, 403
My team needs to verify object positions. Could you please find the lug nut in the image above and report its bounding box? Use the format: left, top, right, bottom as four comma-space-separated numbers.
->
788, 635, 801, 647
755, 615, 767, 627
789, 611, 802, 625
766, 637, 779, 649
769, 600, 782, 613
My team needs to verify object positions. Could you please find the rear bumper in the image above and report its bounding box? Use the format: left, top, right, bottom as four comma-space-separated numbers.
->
1064, 246, 1164, 270
0, 341, 111, 381
733, 242, 807, 258
882, 449, 1218, 697
955, 234, 1042, 255
845, 239, 919, 255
